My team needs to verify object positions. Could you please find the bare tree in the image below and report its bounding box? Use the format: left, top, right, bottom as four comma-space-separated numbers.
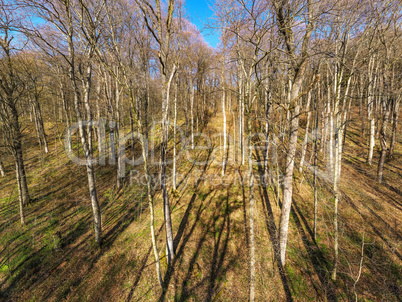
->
24, 0, 103, 244
274, 0, 315, 266
0, 5, 31, 225
136, 0, 177, 266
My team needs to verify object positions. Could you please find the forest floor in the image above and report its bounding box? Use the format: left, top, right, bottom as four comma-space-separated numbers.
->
0, 110, 401, 301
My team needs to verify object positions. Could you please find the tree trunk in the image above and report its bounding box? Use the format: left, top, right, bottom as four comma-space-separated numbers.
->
264, 92, 271, 181
60, 79, 72, 153
32, 95, 49, 154
248, 142, 255, 302
367, 56, 377, 166
328, 72, 334, 174
279, 101, 300, 265
222, 81, 227, 176
0, 161, 5, 177
377, 98, 391, 183
66, 18, 102, 244
10, 105, 31, 209
161, 66, 177, 266
359, 74, 366, 137
96, 82, 105, 164
173, 82, 178, 191
313, 95, 318, 242
16, 161, 26, 226
389, 96, 400, 159
299, 91, 312, 172
87, 161, 102, 243
116, 84, 124, 190
190, 78, 194, 150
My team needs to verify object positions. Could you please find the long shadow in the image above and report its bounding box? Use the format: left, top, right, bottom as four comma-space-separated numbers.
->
339, 192, 402, 300
237, 169, 249, 249
341, 190, 402, 261
383, 181, 402, 197
0, 201, 93, 290
157, 140, 237, 300
86, 119, 217, 301
174, 194, 215, 301
29, 184, 67, 205
1, 184, 146, 301
291, 199, 338, 301
173, 152, 213, 251
102, 200, 145, 249
254, 148, 293, 302
157, 157, 213, 302
0, 244, 47, 297
343, 158, 402, 210
342, 158, 402, 235
125, 237, 158, 301
173, 190, 212, 252
174, 192, 237, 302
158, 191, 215, 302
176, 144, 213, 192
205, 188, 231, 302
55, 196, 147, 300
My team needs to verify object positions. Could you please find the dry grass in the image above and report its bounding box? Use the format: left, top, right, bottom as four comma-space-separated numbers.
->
0, 110, 401, 301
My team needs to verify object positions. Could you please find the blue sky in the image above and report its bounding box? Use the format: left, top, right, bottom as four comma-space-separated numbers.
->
184, 0, 220, 48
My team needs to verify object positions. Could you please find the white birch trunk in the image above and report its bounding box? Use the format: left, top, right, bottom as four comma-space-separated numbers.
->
173, 82, 177, 191
299, 91, 312, 172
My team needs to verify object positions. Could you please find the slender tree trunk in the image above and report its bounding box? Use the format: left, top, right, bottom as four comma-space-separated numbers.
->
264, 92, 271, 181
377, 98, 391, 183
241, 87, 245, 165
190, 78, 194, 149
10, 105, 31, 209
33, 102, 43, 152
300, 91, 312, 172
173, 82, 177, 191
222, 81, 227, 176
243, 74, 256, 300
367, 56, 377, 165
143, 137, 164, 288
96, 82, 105, 163
10, 104, 30, 225
233, 110, 236, 165
0, 161, 5, 177
87, 160, 102, 243
15, 147, 30, 207
82, 65, 102, 244
321, 106, 327, 155
332, 113, 341, 281
16, 161, 26, 226
313, 92, 318, 242
137, 90, 164, 288
32, 95, 49, 154
328, 77, 334, 174
129, 103, 135, 163
60, 80, 72, 153
116, 83, 124, 190
161, 66, 177, 266
359, 74, 366, 137
66, 19, 102, 243
389, 96, 400, 159
248, 140, 255, 302
279, 101, 300, 265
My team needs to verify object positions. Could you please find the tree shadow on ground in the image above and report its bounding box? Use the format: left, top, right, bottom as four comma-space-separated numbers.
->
290, 197, 338, 301
254, 148, 294, 302
0, 166, 148, 301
